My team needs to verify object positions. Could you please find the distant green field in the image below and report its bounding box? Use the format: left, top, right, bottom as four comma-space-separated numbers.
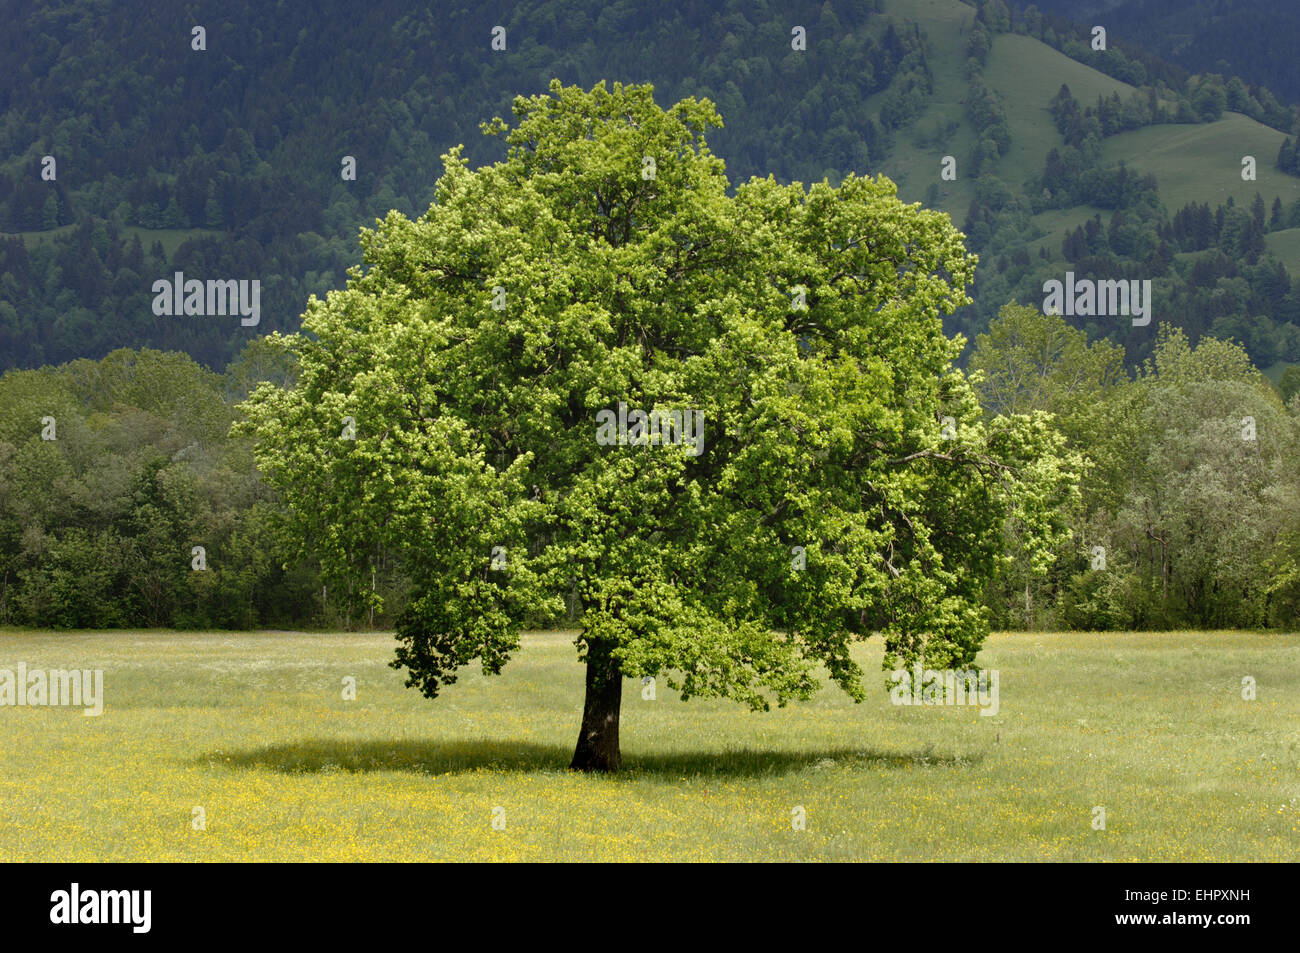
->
1261, 359, 1298, 386
874, 0, 1136, 222
1265, 227, 1300, 275
1097, 115, 1300, 273
1030, 204, 1108, 261
875, 3, 1300, 277
2, 226, 215, 259
876, 0, 979, 218
1, 628, 1295, 861
1100, 114, 1300, 215
985, 33, 1135, 192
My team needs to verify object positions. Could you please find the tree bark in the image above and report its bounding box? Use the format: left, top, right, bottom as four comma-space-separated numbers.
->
570, 637, 623, 772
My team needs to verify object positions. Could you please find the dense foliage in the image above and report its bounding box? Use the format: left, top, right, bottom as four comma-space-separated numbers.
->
6, 0, 1300, 372
973, 304, 1300, 630
0, 346, 328, 628
233, 81, 1084, 767
3, 1, 1298, 638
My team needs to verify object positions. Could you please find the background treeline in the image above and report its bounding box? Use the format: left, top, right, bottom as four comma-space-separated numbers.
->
1010, 2, 1295, 131
0, 346, 330, 628
2, 330, 1297, 631
0, 344, 578, 630
1020, 0, 1300, 106
974, 304, 1300, 631
966, 184, 1300, 370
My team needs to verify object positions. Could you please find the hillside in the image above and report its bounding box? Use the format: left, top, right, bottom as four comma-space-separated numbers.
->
880, 0, 1300, 366
3, 0, 1300, 374
1091, 0, 1300, 104
984, 31, 1135, 193
1100, 115, 1300, 216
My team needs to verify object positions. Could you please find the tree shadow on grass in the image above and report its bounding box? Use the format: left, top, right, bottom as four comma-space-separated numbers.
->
196, 738, 980, 778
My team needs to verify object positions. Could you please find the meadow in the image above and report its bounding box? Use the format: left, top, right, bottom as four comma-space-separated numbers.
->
0, 628, 1296, 862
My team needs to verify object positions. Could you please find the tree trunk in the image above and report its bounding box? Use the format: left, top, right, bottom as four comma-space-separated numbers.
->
570, 638, 623, 772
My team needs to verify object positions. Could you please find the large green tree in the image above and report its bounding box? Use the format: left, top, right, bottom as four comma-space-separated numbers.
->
237, 81, 1076, 771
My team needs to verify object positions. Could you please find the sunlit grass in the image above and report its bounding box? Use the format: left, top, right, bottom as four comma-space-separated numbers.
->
0, 628, 1296, 861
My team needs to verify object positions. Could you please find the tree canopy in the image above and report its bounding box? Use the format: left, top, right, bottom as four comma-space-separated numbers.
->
237, 81, 1079, 770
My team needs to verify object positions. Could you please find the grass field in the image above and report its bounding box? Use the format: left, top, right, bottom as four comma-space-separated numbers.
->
0, 628, 1296, 862
1100, 114, 1300, 217
986, 32, 1136, 193
1265, 227, 1300, 274
873, 0, 979, 216
1, 226, 216, 258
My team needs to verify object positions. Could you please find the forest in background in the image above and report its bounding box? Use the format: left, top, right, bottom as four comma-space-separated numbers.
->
2, 317, 1297, 632
7, 0, 1300, 370
3, 0, 1300, 631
